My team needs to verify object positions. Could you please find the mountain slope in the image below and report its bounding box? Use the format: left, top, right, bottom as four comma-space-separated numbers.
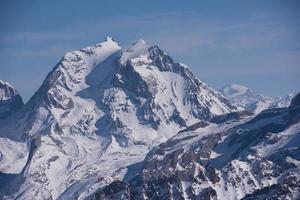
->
0, 81, 26, 175
0, 37, 237, 199
0, 80, 23, 119
220, 84, 295, 113
92, 93, 300, 200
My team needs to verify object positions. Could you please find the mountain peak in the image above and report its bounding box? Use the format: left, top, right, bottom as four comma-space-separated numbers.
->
220, 83, 295, 113
103, 36, 120, 46
119, 38, 150, 64
0, 38, 237, 199
0, 80, 23, 119
290, 92, 300, 107
104, 36, 114, 42
134, 38, 147, 45
0, 80, 14, 90
0, 80, 20, 101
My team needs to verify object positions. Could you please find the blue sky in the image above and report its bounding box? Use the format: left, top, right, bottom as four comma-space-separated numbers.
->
0, 0, 299, 102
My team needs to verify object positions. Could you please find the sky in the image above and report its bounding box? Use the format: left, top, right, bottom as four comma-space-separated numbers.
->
0, 0, 299, 102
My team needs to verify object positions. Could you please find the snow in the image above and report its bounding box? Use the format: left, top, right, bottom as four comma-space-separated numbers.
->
0, 37, 240, 199
141, 100, 300, 199
210, 150, 222, 159
220, 84, 295, 114
132, 61, 197, 126
119, 39, 150, 65
181, 181, 191, 199
253, 122, 300, 157
0, 80, 14, 89
0, 80, 19, 101
286, 156, 300, 166
0, 137, 29, 174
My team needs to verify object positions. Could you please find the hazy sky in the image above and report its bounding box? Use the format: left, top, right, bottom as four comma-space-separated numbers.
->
0, 0, 299, 102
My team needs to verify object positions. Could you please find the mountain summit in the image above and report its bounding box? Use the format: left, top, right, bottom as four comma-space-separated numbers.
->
0, 80, 23, 119
0, 38, 237, 199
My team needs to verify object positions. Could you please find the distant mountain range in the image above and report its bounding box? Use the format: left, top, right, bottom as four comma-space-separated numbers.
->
220, 84, 295, 114
0, 37, 299, 200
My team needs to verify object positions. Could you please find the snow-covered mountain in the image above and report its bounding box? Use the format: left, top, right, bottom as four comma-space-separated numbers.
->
0, 37, 237, 199
220, 84, 295, 113
1, 37, 298, 200
0, 80, 23, 119
0, 81, 26, 184
90, 93, 300, 200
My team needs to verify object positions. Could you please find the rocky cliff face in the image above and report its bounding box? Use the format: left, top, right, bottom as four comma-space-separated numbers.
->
0, 37, 237, 200
90, 93, 300, 200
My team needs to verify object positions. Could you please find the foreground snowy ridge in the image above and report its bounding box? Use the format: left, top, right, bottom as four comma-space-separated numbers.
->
89, 93, 300, 200
0, 37, 239, 199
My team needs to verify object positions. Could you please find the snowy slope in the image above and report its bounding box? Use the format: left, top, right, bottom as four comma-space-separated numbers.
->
92, 93, 300, 200
0, 137, 29, 174
220, 84, 295, 113
0, 37, 237, 199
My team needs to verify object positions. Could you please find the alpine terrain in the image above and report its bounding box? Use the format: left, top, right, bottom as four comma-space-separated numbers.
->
92, 93, 300, 200
0, 37, 236, 199
220, 84, 295, 114
0, 37, 299, 200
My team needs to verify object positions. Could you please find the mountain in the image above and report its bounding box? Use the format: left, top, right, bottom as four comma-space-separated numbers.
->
0, 37, 237, 199
90, 93, 300, 200
220, 84, 295, 114
0, 80, 23, 119
0, 80, 25, 181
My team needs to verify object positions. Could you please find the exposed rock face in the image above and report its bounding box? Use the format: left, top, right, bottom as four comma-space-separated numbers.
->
90, 93, 300, 200
91, 181, 131, 200
0, 80, 23, 119
241, 175, 300, 200
0, 38, 237, 200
